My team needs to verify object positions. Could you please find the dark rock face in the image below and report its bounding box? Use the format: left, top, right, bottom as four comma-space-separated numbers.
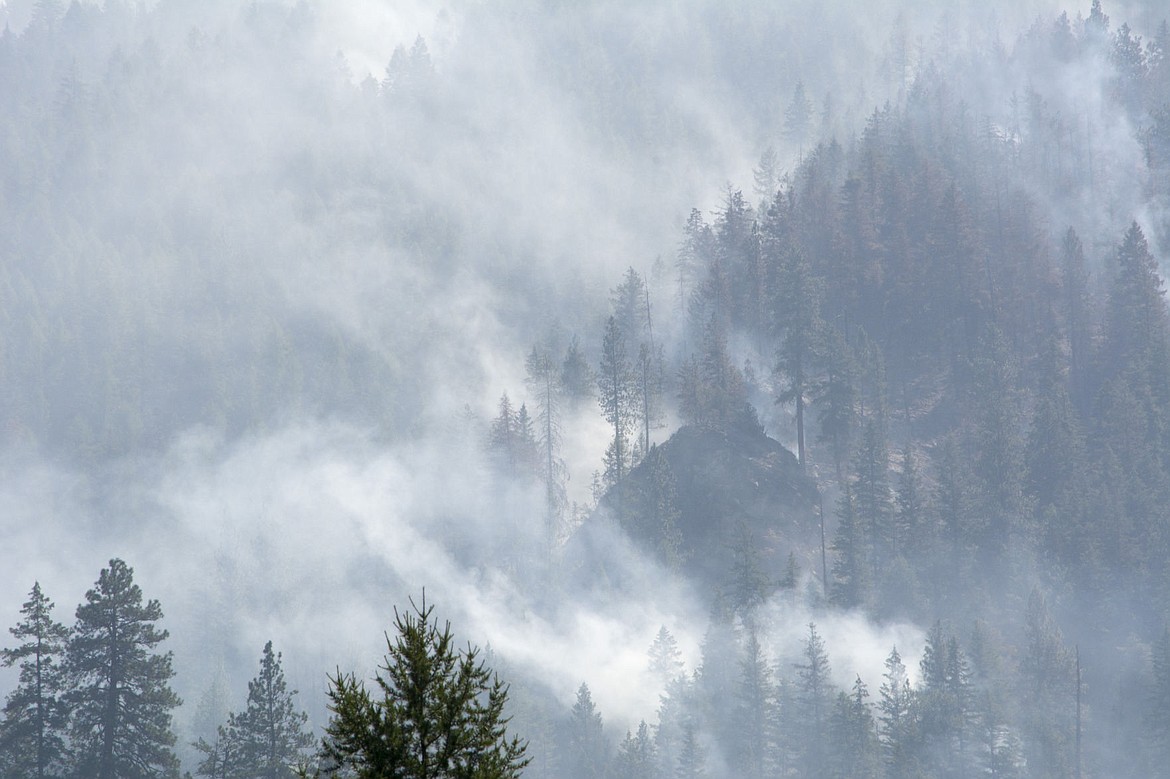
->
584, 423, 821, 590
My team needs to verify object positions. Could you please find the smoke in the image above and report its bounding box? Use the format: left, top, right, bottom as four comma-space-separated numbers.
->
3, 0, 1170, 772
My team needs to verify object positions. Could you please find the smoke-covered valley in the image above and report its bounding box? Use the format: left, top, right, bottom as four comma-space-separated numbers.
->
1, 0, 1170, 777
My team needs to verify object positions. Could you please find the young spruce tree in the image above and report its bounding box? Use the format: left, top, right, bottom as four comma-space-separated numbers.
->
322, 595, 528, 779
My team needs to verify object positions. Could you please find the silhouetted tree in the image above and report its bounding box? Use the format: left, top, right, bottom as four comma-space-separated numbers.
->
68, 559, 180, 779
0, 583, 71, 779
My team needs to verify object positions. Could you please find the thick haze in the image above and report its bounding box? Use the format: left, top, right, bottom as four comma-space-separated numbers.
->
1, 0, 1168, 772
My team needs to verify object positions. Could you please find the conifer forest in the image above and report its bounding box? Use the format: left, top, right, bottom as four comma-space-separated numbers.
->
4, 0, 1170, 777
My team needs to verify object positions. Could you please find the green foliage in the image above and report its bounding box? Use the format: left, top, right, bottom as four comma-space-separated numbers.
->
565, 683, 607, 779
0, 583, 71, 779
195, 641, 313, 779
613, 721, 654, 779
794, 623, 834, 778
68, 558, 181, 779
321, 595, 528, 779
598, 315, 637, 499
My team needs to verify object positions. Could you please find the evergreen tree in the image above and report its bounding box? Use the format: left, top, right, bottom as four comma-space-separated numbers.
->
828, 676, 878, 779
598, 315, 637, 507
564, 683, 608, 779
68, 558, 181, 779
653, 673, 693, 779
634, 342, 665, 459
674, 721, 705, 779
728, 523, 770, 620
636, 446, 684, 569
814, 325, 858, 481
488, 392, 519, 473
1059, 227, 1093, 410
562, 335, 594, 405
647, 626, 684, 690
322, 595, 528, 779
514, 403, 540, 477
877, 646, 917, 777
1104, 222, 1169, 394
225, 641, 314, 779
894, 446, 926, 561
676, 209, 715, 316
968, 326, 1026, 555
0, 582, 71, 779
772, 245, 823, 467
916, 621, 978, 773
733, 630, 773, 779
193, 725, 238, 779
695, 597, 739, 758
614, 722, 654, 779
611, 267, 649, 349
794, 623, 834, 779
784, 79, 813, 153
1019, 590, 1075, 779
752, 146, 781, 206
526, 344, 568, 550
852, 418, 893, 571
830, 484, 867, 609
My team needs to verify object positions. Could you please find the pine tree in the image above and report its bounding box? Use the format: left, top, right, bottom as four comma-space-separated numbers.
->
784, 79, 813, 154
814, 325, 858, 480
830, 484, 867, 609
634, 342, 665, 459
526, 344, 568, 552
895, 447, 925, 561
728, 523, 770, 619
598, 315, 636, 508
68, 558, 181, 779
676, 209, 715, 316
1019, 590, 1075, 779
647, 626, 684, 689
565, 683, 608, 779
561, 335, 594, 405
794, 623, 834, 779
614, 722, 654, 779
653, 673, 693, 779
877, 646, 916, 776
0, 582, 71, 779
675, 721, 705, 779
828, 676, 878, 779
753, 146, 781, 205
1104, 222, 1169, 393
225, 641, 314, 779
611, 267, 649, 349
1059, 228, 1092, 410
322, 594, 528, 779
488, 392, 518, 473
772, 245, 823, 467
193, 725, 238, 779
852, 418, 892, 571
638, 446, 684, 568
734, 630, 773, 779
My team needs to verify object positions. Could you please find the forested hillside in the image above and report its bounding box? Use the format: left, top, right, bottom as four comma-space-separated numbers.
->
2, 0, 1170, 777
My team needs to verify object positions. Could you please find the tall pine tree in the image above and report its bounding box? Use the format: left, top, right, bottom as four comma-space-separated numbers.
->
68, 559, 180, 779
0, 583, 71, 779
